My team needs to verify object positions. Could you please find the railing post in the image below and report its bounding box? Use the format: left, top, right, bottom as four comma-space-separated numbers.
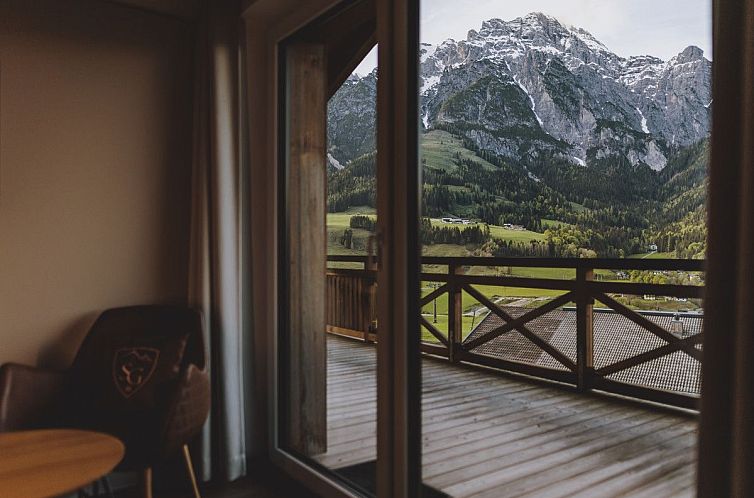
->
576, 266, 595, 391
365, 243, 378, 341
366, 235, 378, 271
448, 264, 463, 362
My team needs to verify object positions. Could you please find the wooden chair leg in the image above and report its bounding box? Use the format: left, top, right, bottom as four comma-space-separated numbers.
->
182, 444, 202, 498
101, 476, 115, 498
142, 467, 153, 498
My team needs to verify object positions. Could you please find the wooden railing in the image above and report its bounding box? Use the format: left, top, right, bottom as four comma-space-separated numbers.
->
326, 267, 377, 342
326, 255, 705, 410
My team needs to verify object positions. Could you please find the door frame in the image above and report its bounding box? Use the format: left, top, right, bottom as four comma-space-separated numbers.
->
242, 0, 421, 496
374, 0, 422, 496
242, 0, 754, 495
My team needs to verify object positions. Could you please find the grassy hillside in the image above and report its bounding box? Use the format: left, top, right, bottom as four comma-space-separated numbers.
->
421, 130, 497, 171
327, 129, 708, 260
628, 251, 676, 259
487, 224, 546, 242
328, 213, 547, 255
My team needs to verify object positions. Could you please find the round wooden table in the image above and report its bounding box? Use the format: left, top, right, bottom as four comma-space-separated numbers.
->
0, 429, 124, 498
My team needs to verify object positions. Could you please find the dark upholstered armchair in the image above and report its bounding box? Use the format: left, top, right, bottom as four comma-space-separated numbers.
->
0, 305, 210, 498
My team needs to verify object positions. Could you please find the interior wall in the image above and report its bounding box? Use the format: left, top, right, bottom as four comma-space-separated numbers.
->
0, 0, 194, 368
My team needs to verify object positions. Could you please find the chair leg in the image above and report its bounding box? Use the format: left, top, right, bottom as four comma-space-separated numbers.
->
142, 467, 153, 498
182, 444, 202, 498
78, 481, 96, 498
101, 476, 115, 498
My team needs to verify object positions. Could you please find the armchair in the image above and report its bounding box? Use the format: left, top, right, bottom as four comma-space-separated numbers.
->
0, 305, 210, 498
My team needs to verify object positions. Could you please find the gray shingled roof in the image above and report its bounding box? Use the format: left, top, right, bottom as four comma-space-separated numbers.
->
465, 306, 702, 395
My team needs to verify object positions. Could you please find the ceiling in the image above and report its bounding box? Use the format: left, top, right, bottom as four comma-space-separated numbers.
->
105, 0, 200, 19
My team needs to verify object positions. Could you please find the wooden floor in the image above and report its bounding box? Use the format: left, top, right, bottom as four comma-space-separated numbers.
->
316, 335, 698, 498
114, 462, 318, 498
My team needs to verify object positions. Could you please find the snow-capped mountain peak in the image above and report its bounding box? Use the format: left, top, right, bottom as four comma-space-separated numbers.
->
329, 13, 711, 172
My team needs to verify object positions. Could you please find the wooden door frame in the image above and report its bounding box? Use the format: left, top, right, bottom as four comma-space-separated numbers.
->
698, 0, 754, 494
244, 0, 751, 496
241, 0, 754, 495
243, 1, 363, 496
242, 0, 421, 496
374, 0, 421, 496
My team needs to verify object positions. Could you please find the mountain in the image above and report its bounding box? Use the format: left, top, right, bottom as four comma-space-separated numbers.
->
326, 13, 710, 258
327, 12, 711, 172
327, 71, 377, 170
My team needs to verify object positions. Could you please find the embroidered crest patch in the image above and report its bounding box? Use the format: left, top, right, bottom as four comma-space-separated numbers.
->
112, 347, 160, 398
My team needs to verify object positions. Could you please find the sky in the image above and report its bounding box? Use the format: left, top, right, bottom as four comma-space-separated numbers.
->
354, 0, 712, 76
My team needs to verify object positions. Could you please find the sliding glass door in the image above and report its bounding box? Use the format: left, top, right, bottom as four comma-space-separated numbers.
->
273, 0, 422, 497
417, 1, 710, 496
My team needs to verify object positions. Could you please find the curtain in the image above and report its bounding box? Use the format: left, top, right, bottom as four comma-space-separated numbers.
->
188, 0, 250, 483
697, 1, 754, 496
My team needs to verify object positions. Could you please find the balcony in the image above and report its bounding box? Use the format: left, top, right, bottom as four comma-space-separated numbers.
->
319, 256, 702, 496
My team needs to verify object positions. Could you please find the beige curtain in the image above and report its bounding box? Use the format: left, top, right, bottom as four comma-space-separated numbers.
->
697, 1, 754, 496
188, 0, 250, 483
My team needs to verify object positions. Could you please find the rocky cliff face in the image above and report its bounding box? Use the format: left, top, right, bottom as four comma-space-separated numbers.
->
328, 12, 711, 171
327, 71, 377, 170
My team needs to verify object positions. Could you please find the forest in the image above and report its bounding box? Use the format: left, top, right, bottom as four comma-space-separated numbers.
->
327, 131, 708, 259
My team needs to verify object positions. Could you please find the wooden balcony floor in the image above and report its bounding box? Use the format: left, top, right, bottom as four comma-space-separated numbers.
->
316, 335, 698, 498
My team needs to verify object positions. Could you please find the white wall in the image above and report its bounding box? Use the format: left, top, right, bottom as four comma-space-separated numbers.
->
0, 0, 194, 368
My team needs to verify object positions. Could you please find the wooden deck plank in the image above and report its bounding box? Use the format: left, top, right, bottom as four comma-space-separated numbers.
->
325, 389, 571, 451
469, 422, 696, 497
322, 395, 617, 468
315, 336, 698, 497
623, 465, 696, 498
429, 412, 671, 491
509, 427, 695, 498
327, 382, 538, 428
569, 447, 696, 498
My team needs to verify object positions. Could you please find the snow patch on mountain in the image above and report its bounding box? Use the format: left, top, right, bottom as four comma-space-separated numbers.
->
328, 153, 344, 170
514, 75, 544, 127
422, 74, 441, 94
636, 107, 650, 134
572, 156, 586, 167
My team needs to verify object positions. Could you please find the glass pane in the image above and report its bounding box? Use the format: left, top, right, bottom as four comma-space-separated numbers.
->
277, 2, 379, 494
418, 1, 710, 495
321, 44, 380, 489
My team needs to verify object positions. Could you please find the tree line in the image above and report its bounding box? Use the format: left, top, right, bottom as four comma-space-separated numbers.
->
327, 131, 709, 259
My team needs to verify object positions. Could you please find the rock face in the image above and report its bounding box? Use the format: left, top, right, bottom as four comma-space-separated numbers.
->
327, 71, 377, 170
327, 12, 711, 171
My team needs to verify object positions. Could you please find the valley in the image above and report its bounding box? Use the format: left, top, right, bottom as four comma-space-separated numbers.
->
326, 12, 708, 319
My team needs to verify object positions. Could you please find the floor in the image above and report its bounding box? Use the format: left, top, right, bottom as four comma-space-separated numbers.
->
315, 335, 699, 498
112, 463, 318, 498
194, 471, 317, 498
